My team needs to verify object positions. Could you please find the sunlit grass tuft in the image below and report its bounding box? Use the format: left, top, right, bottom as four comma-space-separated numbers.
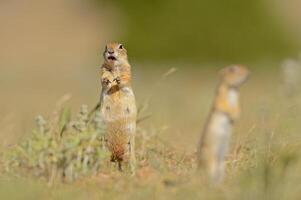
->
4, 102, 109, 185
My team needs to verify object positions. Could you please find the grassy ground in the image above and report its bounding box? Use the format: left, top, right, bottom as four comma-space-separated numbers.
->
1, 64, 301, 199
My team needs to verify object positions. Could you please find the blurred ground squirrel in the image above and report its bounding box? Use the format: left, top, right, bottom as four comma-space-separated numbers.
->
100, 42, 137, 173
197, 65, 249, 184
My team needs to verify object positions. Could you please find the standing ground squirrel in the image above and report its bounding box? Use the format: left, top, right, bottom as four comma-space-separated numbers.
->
197, 65, 249, 184
100, 42, 137, 173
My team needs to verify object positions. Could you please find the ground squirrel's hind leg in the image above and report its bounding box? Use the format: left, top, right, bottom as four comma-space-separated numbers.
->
117, 161, 123, 171
208, 144, 227, 184
209, 159, 224, 184
199, 146, 224, 185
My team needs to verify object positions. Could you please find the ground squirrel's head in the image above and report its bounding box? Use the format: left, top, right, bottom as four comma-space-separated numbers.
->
103, 42, 128, 65
219, 65, 250, 87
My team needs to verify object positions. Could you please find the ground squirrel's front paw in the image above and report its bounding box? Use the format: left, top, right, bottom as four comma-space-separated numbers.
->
102, 78, 111, 86
113, 76, 121, 84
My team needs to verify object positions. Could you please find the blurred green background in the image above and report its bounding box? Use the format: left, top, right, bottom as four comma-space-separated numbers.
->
98, 0, 300, 63
0, 0, 300, 69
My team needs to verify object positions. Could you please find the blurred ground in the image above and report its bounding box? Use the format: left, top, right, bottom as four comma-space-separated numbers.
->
2, 65, 301, 199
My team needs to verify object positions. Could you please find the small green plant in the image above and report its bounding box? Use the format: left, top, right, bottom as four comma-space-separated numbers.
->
4, 104, 109, 184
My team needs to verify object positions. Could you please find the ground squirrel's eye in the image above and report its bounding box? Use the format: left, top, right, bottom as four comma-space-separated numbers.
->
229, 66, 237, 73
119, 44, 123, 49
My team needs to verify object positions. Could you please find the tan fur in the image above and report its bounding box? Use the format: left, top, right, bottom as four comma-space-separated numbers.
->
100, 42, 137, 173
198, 65, 249, 184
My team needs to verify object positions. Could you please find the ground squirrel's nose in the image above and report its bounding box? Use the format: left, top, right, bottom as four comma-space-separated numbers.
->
108, 50, 114, 54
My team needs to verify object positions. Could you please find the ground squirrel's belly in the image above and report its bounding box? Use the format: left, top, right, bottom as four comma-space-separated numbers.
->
209, 112, 231, 136
207, 112, 232, 161
100, 87, 137, 160
100, 87, 137, 123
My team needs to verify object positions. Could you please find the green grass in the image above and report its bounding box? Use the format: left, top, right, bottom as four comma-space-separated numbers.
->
1, 66, 301, 199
